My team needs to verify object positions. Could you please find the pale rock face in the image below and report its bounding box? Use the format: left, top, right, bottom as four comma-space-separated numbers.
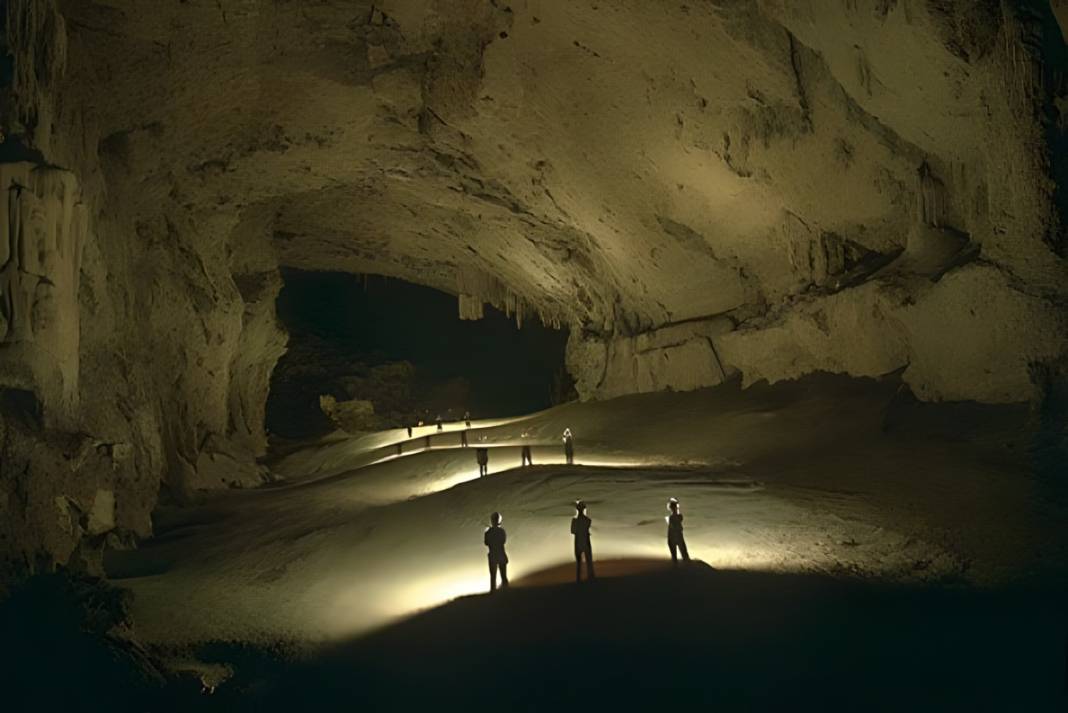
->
899, 264, 1068, 403
569, 317, 736, 399
717, 280, 913, 391
0, 163, 88, 425
86, 489, 115, 536
0, 0, 1066, 572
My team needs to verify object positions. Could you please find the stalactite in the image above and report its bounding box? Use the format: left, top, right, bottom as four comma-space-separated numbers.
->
917, 161, 945, 228
455, 265, 563, 330
0, 162, 88, 418
458, 292, 484, 320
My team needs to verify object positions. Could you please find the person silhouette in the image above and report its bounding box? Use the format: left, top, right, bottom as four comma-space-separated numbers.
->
460, 430, 468, 448
436, 414, 443, 431
464, 410, 471, 427
407, 425, 413, 438
521, 445, 532, 466
666, 497, 690, 566
476, 447, 489, 477
484, 512, 509, 591
562, 428, 575, 465
571, 500, 595, 582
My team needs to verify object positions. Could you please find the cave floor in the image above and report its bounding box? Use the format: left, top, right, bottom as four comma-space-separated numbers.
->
230, 561, 1064, 711
103, 375, 1068, 706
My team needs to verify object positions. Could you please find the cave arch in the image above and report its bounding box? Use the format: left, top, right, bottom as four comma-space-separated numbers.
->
265, 269, 574, 440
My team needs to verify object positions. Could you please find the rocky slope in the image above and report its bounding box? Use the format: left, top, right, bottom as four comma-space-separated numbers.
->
1, 0, 1066, 577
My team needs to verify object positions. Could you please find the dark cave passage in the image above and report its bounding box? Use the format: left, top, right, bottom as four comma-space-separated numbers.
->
265, 269, 574, 440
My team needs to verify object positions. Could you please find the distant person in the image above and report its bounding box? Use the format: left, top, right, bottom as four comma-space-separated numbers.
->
476, 447, 489, 477
407, 425, 413, 438
484, 512, 509, 591
436, 414, 443, 431
425, 434, 432, 449
464, 410, 471, 427
460, 430, 469, 448
521, 444, 532, 466
562, 428, 575, 465
666, 497, 690, 566
396, 442, 403, 456
571, 500, 595, 582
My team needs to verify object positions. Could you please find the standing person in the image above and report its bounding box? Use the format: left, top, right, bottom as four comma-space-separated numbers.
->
484, 512, 509, 591
562, 428, 575, 465
570, 500, 595, 582
460, 429, 469, 448
464, 410, 471, 427
666, 497, 690, 566
436, 414, 443, 431
476, 447, 489, 477
406, 425, 413, 438
521, 444, 533, 466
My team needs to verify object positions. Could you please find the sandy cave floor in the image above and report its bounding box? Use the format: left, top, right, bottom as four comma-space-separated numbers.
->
108, 375, 1068, 640
102, 374, 1068, 706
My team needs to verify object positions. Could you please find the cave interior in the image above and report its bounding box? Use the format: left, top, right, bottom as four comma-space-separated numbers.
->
1, 0, 1067, 710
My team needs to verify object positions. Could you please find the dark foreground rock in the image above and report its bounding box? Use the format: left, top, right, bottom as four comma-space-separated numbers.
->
229, 563, 1065, 712
0, 571, 179, 712
4, 564, 1065, 712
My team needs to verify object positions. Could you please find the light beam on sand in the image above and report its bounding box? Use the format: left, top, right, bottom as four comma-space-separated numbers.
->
319, 535, 787, 640
396, 571, 490, 613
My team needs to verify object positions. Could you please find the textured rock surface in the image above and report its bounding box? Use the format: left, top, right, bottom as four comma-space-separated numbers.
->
0, 163, 87, 421
0, 0, 1066, 573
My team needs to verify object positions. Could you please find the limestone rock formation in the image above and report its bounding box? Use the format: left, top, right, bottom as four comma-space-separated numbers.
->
319, 394, 379, 434
0, 0, 1065, 575
0, 163, 87, 421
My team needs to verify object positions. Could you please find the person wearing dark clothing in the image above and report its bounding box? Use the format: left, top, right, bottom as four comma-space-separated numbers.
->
436, 414, 443, 431
562, 428, 575, 465
464, 410, 471, 427
425, 435, 432, 449
476, 447, 489, 477
571, 500, 595, 582
406, 425, 413, 438
666, 497, 690, 566
521, 445, 533, 466
484, 512, 509, 591
460, 430, 469, 448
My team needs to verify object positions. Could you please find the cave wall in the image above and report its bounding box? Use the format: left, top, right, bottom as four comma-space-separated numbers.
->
0, 0, 1066, 576
565, 0, 1068, 401
0, 0, 286, 577
0, 163, 87, 419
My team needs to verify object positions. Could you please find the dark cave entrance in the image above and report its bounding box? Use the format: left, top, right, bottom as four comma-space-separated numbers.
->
265, 269, 574, 440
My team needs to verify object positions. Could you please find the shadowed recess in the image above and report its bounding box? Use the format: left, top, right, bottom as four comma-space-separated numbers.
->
266, 269, 572, 438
